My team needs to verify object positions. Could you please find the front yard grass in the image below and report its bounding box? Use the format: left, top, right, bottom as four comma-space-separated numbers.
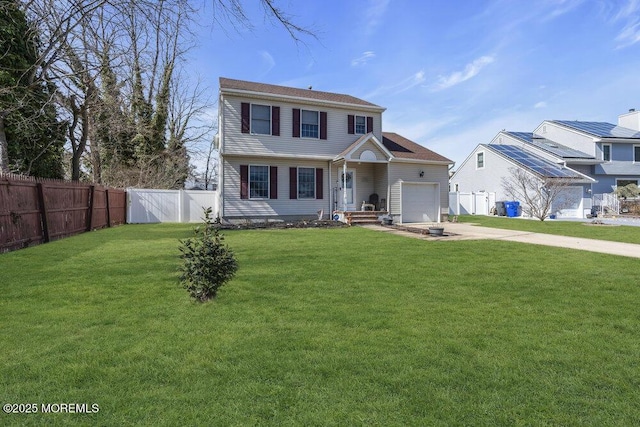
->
457, 214, 640, 243
1, 224, 639, 425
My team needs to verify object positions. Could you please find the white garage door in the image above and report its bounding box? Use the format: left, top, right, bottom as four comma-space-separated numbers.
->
401, 183, 439, 223
552, 187, 583, 218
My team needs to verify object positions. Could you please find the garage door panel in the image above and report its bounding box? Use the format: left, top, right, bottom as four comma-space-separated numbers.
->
402, 183, 438, 223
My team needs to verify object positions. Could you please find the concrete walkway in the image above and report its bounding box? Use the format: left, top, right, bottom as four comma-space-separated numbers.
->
360, 222, 640, 259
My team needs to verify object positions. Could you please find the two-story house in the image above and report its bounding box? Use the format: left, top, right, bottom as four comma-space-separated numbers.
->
450, 109, 640, 218
216, 78, 453, 223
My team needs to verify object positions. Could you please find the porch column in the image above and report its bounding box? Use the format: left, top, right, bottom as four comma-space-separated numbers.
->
343, 161, 347, 211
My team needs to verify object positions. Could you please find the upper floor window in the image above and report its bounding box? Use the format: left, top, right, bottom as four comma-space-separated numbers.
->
241, 103, 279, 136
476, 151, 485, 169
249, 165, 269, 199
602, 144, 611, 162
301, 110, 319, 138
634, 145, 640, 163
348, 115, 373, 135
251, 104, 271, 135
355, 116, 366, 134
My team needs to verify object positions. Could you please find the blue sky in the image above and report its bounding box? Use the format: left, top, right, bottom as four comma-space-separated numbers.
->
191, 0, 640, 168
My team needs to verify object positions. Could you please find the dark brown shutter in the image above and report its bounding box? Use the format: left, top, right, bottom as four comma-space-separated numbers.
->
348, 115, 355, 134
320, 112, 327, 140
270, 166, 278, 199
289, 167, 297, 199
315, 168, 323, 200
240, 165, 248, 199
241, 103, 250, 133
271, 106, 280, 136
366, 116, 373, 133
292, 108, 300, 137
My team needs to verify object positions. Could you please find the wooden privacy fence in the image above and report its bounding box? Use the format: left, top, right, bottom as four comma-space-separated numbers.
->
0, 174, 126, 253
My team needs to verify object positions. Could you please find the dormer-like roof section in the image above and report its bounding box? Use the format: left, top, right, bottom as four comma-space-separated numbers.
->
502, 131, 593, 159
219, 77, 385, 112
382, 132, 453, 164
551, 120, 640, 139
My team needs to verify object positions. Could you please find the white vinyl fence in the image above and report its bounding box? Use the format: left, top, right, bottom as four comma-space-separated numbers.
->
127, 188, 218, 223
449, 191, 495, 216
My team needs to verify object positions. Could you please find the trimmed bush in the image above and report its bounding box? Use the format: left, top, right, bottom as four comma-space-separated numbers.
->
179, 208, 238, 301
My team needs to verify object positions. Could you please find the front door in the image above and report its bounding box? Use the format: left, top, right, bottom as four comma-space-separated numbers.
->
340, 169, 356, 210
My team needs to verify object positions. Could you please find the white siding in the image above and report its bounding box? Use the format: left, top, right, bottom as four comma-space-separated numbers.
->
221, 95, 382, 159
451, 146, 515, 202
388, 162, 449, 220
222, 156, 331, 219
534, 122, 596, 156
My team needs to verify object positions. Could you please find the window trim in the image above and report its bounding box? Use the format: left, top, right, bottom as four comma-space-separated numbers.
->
248, 164, 270, 200
354, 115, 366, 134
300, 109, 320, 139
634, 145, 640, 163
297, 167, 316, 199
250, 103, 272, 136
602, 143, 611, 162
476, 151, 485, 169
616, 178, 639, 188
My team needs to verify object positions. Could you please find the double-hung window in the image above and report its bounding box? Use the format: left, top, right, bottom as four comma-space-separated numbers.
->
249, 165, 269, 199
297, 168, 316, 199
301, 110, 319, 138
355, 116, 366, 134
476, 152, 485, 169
634, 145, 640, 163
251, 104, 271, 135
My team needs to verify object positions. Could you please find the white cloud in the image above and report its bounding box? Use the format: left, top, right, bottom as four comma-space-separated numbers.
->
363, 0, 391, 36
364, 70, 426, 99
258, 50, 275, 75
432, 56, 495, 91
611, 0, 640, 48
351, 51, 376, 67
544, 0, 585, 21
534, 101, 547, 109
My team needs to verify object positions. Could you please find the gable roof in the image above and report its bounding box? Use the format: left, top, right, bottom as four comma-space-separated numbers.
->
219, 77, 384, 111
488, 144, 594, 181
334, 133, 392, 162
382, 132, 453, 164
551, 120, 640, 139
502, 131, 593, 159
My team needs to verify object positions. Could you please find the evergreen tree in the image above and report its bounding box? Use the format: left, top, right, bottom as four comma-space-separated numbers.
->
0, 0, 65, 178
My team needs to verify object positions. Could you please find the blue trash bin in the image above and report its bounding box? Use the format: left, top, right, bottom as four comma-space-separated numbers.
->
505, 201, 520, 217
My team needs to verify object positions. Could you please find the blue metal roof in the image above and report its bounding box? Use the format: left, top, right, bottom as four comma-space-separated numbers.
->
489, 144, 587, 179
552, 120, 640, 139
505, 131, 533, 143
502, 131, 593, 159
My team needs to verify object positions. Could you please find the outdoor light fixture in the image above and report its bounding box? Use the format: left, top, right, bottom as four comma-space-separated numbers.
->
419, 171, 424, 178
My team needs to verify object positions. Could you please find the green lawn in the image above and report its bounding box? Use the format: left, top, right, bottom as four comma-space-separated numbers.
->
457, 214, 640, 243
1, 224, 639, 426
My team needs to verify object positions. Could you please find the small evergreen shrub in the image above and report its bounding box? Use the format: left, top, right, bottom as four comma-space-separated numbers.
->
179, 208, 238, 302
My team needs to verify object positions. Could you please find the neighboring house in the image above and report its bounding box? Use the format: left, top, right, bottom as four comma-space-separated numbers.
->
451, 109, 640, 218
216, 77, 453, 223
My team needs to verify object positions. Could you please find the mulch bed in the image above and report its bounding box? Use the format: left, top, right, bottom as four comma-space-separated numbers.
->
216, 220, 349, 230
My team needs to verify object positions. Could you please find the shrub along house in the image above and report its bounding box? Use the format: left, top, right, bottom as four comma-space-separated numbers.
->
216, 77, 453, 224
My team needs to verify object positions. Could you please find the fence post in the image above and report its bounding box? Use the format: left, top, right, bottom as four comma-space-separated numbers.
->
105, 188, 111, 227
87, 185, 95, 231
36, 183, 50, 243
